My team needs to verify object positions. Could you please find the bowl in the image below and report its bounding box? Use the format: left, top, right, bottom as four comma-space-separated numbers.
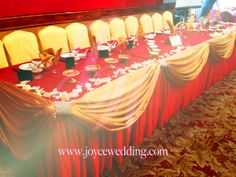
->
76, 53, 86, 59
61, 53, 75, 58
145, 34, 155, 39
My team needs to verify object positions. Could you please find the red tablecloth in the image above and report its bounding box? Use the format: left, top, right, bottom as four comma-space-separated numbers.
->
0, 28, 235, 177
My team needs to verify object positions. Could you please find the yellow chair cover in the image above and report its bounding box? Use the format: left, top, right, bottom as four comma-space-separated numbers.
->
38, 26, 69, 53
109, 18, 127, 40
152, 13, 163, 32
162, 11, 174, 29
65, 23, 91, 50
2, 31, 40, 65
0, 40, 8, 68
90, 20, 111, 44
139, 14, 154, 34
125, 16, 139, 37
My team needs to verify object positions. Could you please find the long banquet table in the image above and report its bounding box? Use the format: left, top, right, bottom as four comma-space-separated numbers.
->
0, 23, 236, 177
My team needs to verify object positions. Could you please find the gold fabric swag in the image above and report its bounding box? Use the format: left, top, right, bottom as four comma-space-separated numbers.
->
160, 43, 209, 86
0, 81, 55, 159
65, 63, 160, 131
208, 30, 236, 62
0, 29, 235, 159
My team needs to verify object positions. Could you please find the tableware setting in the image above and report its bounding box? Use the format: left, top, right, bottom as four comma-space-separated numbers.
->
163, 29, 171, 35
148, 45, 159, 49
147, 47, 159, 56
155, 30, 163, 34
145, 33, 155, 40
76, 53, 87, 59
62, 69, 80, 83
85, 65, 101, 71
63, 50, 87, 60
150, 48, 161, 52
104, 58, 119, 64
118, 54, 129, 59
106, 40, 117, 51
97, 45, 110, 58
16, 64, 34, 81
61, 52, 75, 57
19, 63, 33, 71
126, 37, 135, 49
19, 59, 44, 74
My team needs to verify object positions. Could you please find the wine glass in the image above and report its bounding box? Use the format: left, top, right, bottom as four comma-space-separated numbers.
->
31, 58, 43, 80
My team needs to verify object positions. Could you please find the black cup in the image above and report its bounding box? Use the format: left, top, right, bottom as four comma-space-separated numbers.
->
98, 49, 109, 58
17, 70, 33, 81
65, 57, 75, 69
126, 40, 134, 49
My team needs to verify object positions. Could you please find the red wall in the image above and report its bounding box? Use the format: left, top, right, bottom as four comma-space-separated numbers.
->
0, 0, 163, 18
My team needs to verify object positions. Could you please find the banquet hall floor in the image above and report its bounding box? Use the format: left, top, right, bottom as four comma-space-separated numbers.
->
0, 68, 236, 177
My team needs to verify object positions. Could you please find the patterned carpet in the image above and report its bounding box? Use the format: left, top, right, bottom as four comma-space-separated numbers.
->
102, 68, 236, 177
0, 69, 236, 177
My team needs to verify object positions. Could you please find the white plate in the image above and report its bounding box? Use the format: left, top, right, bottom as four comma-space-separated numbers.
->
151, 48, 161, 52
32, 68, 43, 73
147, 42, 156, 45
149, 51, 159, 56
97, 45, 109, 50
149, 45, 158, 49
19, 63, 32, 71
76, 53, 86, 59
19, 63, 44, 73
163, 30, 171, 35
145, 34, 155, 39
147, 39, 155, 43
61, 53, 75, 58
155, 30, 162, 34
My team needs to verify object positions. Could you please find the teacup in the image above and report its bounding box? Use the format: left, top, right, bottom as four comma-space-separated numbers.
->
97, 45, 109, 58
31, 58, 42, 67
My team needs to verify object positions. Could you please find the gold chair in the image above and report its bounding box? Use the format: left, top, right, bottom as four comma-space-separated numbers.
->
109, 18, 127, 40
38, 26, 69, 53
90, 20, 111, 44
65, 23, 91, 50
152, 13, 163, 32
2, 30, 40, 65
0, 40, 8, 68
139, 14, 154, 34
162, 11, 174, 29
125, 16, 139, 37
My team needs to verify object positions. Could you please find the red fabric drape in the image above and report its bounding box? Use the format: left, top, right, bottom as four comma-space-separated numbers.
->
0, 0, 163, 18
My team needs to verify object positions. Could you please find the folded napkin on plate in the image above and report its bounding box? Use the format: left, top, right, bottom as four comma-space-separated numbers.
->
39, 48, 62, 67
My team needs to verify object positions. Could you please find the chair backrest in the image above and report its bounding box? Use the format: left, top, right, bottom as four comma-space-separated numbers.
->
109, 18, 127, 40
125, 16, 139, 37
152, 13, 163, 31
139, 14, 154, 34
0, 40, 8, 68
90, 20, 111, 44
65, 23, 91, 50
3, 30, 40, 65
162, 11, 173, 29
38, 26, 69, 53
